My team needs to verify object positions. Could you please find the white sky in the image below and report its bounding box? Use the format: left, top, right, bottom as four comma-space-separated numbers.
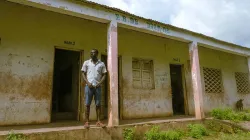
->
89, 0, 250, 47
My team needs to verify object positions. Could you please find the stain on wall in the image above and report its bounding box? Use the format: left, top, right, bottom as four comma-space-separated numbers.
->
1, 1, 248, 124
0, 71, 52, 101
199, 47, 250, 114
0, 1, 107, 125
118, 27, 193, 119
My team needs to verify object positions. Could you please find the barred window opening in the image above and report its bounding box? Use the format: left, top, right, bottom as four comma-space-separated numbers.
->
203, 67, 223, 93
235, 72, 250, 94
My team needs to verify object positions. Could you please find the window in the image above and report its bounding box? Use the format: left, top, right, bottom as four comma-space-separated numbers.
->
203, 67, 223, 93
235, 72, 250, 94
132, 58, 154, 89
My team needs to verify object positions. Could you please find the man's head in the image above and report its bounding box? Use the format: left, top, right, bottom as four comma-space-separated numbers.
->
90, 49, 98, 60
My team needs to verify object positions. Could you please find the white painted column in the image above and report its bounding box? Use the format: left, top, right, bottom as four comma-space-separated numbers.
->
189, 42, 205, 119
107, 21, 119, 126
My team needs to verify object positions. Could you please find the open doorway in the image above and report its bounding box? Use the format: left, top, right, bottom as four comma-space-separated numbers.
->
100, 55, 122, 120
100, 55, 108, 120
170, 64, 185, 115
51, 48, 81, 121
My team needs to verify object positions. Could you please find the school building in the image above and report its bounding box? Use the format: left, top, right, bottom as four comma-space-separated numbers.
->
0, 0, 250, 126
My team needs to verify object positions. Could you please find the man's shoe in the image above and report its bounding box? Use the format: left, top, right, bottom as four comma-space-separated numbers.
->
96, 121, 106, 128
84, 122, 90, 129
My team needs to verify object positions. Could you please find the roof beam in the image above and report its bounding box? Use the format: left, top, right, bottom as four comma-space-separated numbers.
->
7, 0, 250, 56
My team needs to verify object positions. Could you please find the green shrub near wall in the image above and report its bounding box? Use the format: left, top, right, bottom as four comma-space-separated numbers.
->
187, 124, 208, 138
211, 108, 250, 122
144, 126, 183, 140
5, 131, 26, 140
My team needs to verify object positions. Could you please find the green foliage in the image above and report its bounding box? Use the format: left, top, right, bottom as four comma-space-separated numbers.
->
206, 120, 240, 134
160, 130, 183, 140
233, 127, 243, 134
123, 122, 248, 140
211, 108, 234, 120
5, 131, 26, 140
246, 110, 250, 113
211, 108, 250, 122
123, 128, 135, 140
144, 126, 183, 140
187, 124, 208, 139
217, 132, 250, 140
144, 126, 161, 140
236, 112, 250, 121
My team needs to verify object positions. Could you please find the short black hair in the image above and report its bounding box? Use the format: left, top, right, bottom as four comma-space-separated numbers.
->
92, 49, 99, 54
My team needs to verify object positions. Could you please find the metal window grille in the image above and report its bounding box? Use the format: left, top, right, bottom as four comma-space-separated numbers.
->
235, 72, 250, 94
203, 67, 223, 93
132, 58, 154, 89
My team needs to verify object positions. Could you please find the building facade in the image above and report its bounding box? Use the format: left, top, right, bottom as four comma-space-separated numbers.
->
0, 0, 250, 126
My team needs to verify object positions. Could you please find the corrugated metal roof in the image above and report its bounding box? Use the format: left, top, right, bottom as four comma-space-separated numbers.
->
76, 0, 249, 50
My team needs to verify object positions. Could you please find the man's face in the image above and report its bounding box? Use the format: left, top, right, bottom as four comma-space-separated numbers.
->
90, 50, 98, 59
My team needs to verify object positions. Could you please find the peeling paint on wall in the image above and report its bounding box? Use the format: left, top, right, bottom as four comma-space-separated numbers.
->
0, 1, 107, 125
0, 71, 52, 100
199, 47, 250, 113
118, 27, 192, 119
155, 72, 168, 89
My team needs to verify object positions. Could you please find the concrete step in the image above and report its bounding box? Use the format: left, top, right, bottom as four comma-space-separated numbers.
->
0, 117, 199, 140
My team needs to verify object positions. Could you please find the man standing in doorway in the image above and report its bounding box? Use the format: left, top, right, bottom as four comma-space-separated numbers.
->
82, 49, 107, 128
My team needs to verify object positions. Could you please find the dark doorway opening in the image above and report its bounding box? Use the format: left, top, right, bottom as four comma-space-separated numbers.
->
52, 48, 80, 121
101, 55, 122, 120
101, 55, 109, 120
170, 64, 185, 115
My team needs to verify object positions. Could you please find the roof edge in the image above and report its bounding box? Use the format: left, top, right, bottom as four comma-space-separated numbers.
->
76, 0, 249, 50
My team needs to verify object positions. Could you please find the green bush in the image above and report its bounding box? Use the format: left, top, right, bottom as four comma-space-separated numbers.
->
144, 126, 161, 140
211, 108, 250, 122
211, 108, 233, 120
187, 124, 208, 139
6, 131, 26, 140
144, 126, 183, 140
123, 128, 135, 140
160, 130, 183, 140
218, 132, 250, 140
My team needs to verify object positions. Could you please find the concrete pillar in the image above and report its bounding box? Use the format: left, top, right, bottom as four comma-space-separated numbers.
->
247, 57, 250, 84
189, 42, 205, 119
107, 21, 119, 126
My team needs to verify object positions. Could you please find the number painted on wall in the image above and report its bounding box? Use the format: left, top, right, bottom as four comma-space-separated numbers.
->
173, 58, 180, 62
64, 41, 75, 45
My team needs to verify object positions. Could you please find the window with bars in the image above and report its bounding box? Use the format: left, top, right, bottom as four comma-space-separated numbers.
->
235, 72, 250, 94
132, 58, 154, 89
203, 67, 223, 93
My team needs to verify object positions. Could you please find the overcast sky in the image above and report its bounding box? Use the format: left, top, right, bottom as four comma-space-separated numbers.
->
89, 0, 250, 47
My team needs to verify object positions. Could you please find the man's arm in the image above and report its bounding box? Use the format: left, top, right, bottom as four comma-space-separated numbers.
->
96, 73, 106, 87
81, 61, 93, 88
82, 72, 93, 88
96, 63, 107, 88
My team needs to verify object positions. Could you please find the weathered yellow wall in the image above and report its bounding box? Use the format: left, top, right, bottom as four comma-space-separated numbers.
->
199, 47, 250, 114
0, 1, 107, 125
118, 28, 195, 119
1, 1, 249, 125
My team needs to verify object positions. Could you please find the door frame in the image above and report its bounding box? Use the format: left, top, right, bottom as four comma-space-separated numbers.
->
118, 56, 123, 119
100, 54, 123, 120
50, 46, 84, 122
169, 63, 189, 115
